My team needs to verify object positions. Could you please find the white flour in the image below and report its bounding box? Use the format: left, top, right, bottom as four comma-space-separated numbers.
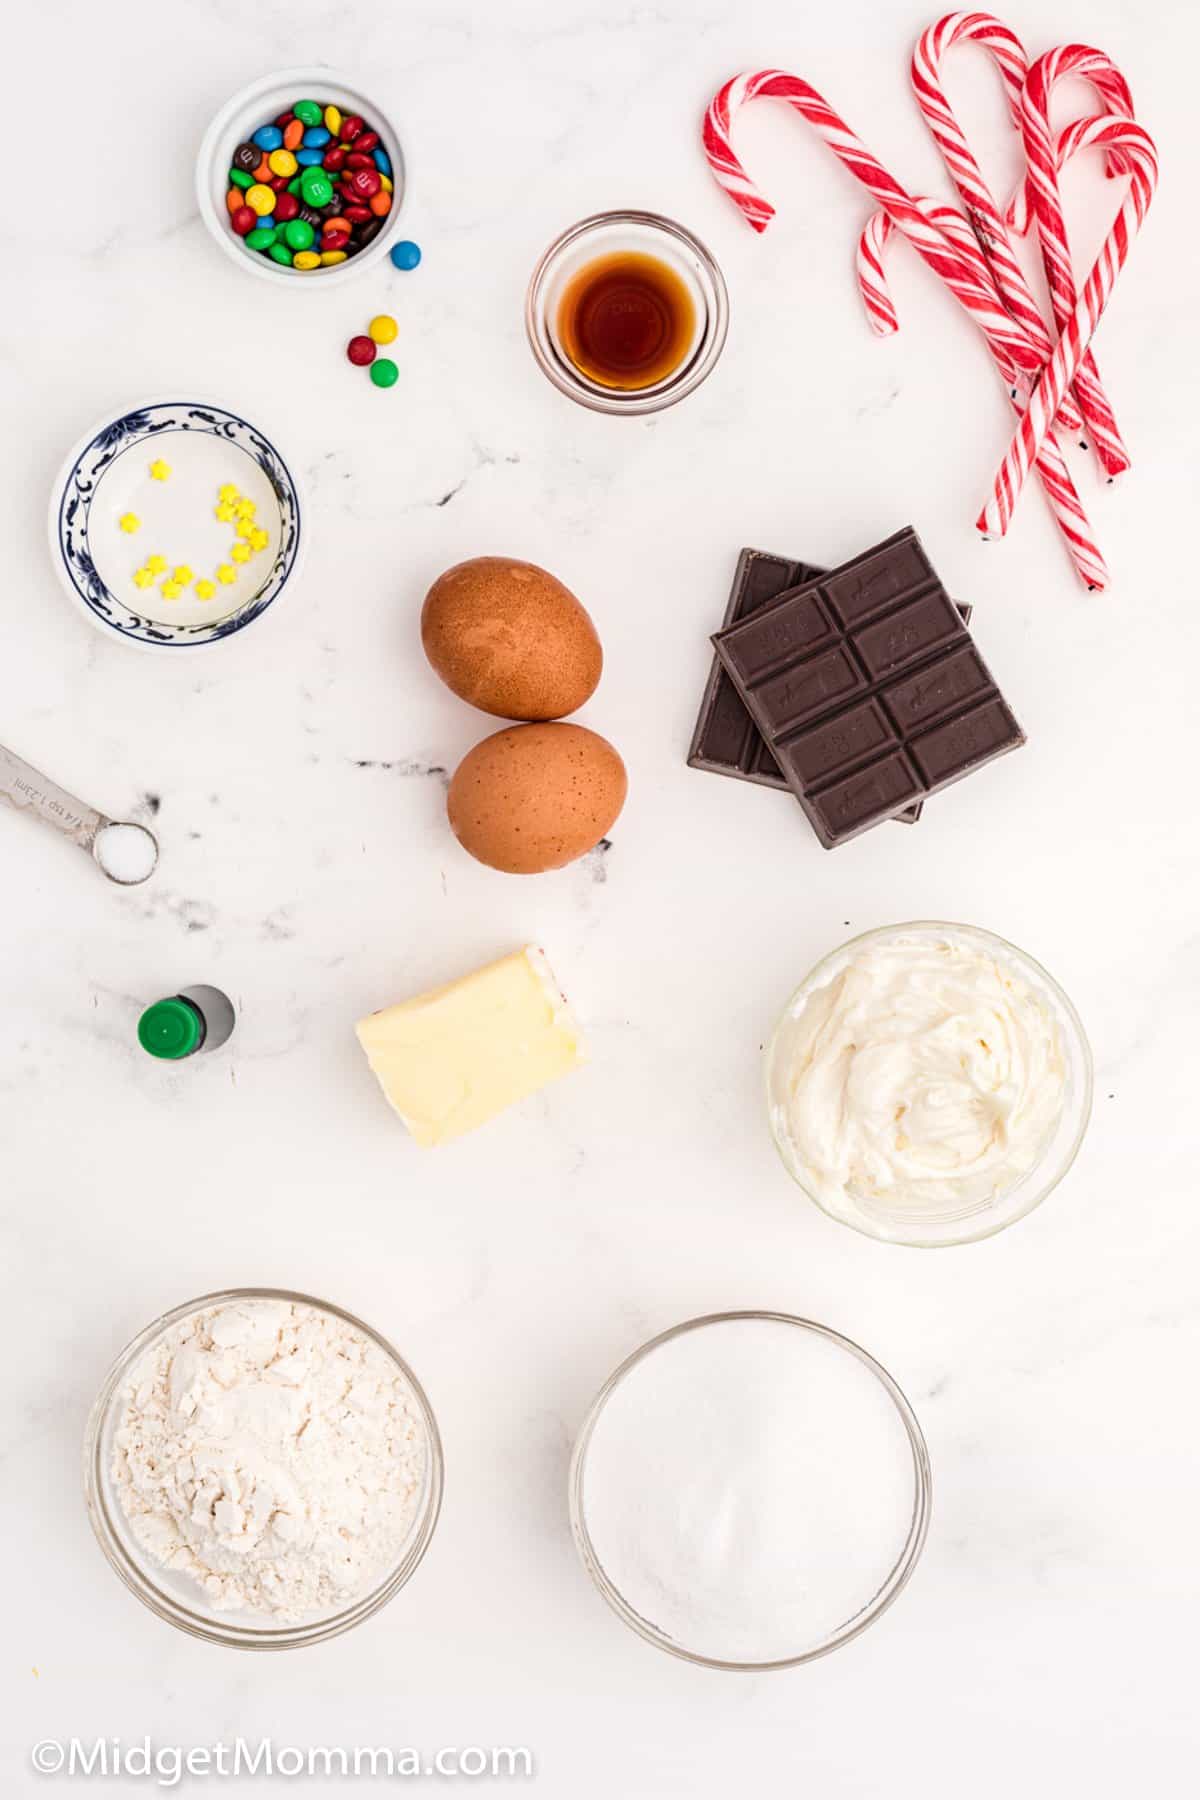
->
112, 1298, 428, 1621
579, 1317, 921, 1664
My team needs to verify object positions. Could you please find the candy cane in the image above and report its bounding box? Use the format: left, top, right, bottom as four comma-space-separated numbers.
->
1017, 46, 1138, 477
909, 13, 1085, 432
981, 115, 1157, 538
703, 69, 1108, 589
704, 70, 1045, 383
858, 199, 1108, 589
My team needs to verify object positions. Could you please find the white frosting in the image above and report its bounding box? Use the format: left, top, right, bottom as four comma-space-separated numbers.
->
770, 933, 1067, 1219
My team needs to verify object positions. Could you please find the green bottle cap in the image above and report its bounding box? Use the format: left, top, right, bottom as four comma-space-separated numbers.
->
138, 997, 204, 1060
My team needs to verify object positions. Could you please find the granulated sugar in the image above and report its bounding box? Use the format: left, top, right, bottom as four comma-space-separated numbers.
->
578, 1316, 922, 1664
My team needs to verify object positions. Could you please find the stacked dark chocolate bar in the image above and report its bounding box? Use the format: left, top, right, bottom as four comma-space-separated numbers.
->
688, 528, 1024, 848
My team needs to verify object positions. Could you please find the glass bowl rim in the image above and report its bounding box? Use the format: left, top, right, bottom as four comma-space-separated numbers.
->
524, 208, 730, 415
568, 1309, 932, 1671
765, 920, 1095, 1249
82, 1286, 444, 1650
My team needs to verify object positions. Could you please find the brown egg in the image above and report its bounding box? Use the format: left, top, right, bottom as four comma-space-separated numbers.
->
447, 723, 627, 874
421, 556, 603, 721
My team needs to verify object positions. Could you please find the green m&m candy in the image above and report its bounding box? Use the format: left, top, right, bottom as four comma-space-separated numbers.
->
283, 219, 315, 251
299, 168, 333, 208
245, 226, 276, 251
229, 168, 253, 190
268, 242, 295, 266
369, 358, 399, 389
293, 98, 323, 126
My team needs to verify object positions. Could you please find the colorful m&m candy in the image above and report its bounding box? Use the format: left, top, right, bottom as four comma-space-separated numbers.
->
226, 95, 397, 274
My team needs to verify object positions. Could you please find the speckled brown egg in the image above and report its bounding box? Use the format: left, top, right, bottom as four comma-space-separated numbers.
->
447, 723, 627, 874
421, 557, 603, 721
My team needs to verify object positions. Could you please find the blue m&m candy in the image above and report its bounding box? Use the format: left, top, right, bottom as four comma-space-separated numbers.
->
390, 239, 421, 271
373, 148, 392, 177
252, 124, 283, 152
296, 147, 324, 166
302, 126, 331, 148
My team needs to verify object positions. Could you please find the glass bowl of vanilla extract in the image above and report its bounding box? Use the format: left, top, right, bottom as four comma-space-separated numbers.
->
526, 210, 729, 414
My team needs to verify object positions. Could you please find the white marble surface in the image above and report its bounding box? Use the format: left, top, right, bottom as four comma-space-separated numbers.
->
3, 0, 1198, 1792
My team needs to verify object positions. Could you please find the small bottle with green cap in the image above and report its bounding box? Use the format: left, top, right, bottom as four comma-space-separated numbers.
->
138, 985, 236, 1060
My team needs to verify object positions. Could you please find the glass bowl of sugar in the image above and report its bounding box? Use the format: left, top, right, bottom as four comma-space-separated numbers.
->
570, 1312, 930, 1669
83, 1289, 443, 1649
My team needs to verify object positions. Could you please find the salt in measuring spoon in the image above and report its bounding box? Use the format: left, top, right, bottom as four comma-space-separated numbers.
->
0, 741, 158, 885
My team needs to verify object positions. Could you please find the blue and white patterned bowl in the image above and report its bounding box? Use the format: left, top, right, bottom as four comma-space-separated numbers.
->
49, 401, 304, 650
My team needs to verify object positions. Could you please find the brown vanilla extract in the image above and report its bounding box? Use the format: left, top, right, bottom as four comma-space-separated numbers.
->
556, 252, 697, 391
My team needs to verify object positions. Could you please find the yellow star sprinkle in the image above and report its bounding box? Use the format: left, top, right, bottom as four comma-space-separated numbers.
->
148, 459, 171, 481
234, 498, 256, 519
132, 568, 155, 589
194, 579, 216, 601
119, 512, 140, 534
161, 580, 183, 600
230, 542, 251, 563
216, 564, 237, 585
248, 527, 269, 551
145, 554, 167, 574
215, 502, 236, 522
218, 483, 240, 503
172, 566, 193, 585
235, 521, 253, 540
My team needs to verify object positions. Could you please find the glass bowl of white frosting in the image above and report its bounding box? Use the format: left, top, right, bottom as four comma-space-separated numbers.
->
83, 1290, 443, 1649
766, 922, 1093, 1248
570, 1312, 931, 1669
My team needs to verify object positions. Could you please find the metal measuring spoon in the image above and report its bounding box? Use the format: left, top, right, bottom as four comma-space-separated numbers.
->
0, 741, 158, 885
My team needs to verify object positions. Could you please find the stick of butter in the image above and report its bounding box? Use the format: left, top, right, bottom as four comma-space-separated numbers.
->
355, 945, 587, 1147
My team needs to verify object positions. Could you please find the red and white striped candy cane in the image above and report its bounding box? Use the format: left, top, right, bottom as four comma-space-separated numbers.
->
981, 114, 1157, 539
857, 199, 1108, 589
704, 69, 1109, 590
704, 70, 1044, 383
1018, 46, 1138, 477
909, 13, 1086, 432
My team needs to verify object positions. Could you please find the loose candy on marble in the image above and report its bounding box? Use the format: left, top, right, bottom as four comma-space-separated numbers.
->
347, 334, 377, 366
370, 357, 399, 388
390, 239, 421, 270
368, 313, 398, 345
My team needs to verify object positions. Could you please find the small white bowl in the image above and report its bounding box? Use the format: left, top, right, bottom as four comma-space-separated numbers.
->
49, 399, 305, 651
197, 67, 406, 287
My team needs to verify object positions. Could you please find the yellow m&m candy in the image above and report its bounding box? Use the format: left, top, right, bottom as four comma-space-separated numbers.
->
368, 314, 398, 345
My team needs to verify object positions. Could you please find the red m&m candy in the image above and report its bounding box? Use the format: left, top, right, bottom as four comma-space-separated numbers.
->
231, 206, 257, 236
346, 335, 376, 366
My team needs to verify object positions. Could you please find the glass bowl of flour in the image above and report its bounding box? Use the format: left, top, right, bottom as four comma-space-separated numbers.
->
766, 922, 1093, 1248
570, 1312, 931, 1669
83, 1290, 443, 1649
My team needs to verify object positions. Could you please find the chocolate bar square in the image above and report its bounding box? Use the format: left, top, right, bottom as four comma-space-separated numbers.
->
710, 528, 1024, 849
687, 546, 973, 825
